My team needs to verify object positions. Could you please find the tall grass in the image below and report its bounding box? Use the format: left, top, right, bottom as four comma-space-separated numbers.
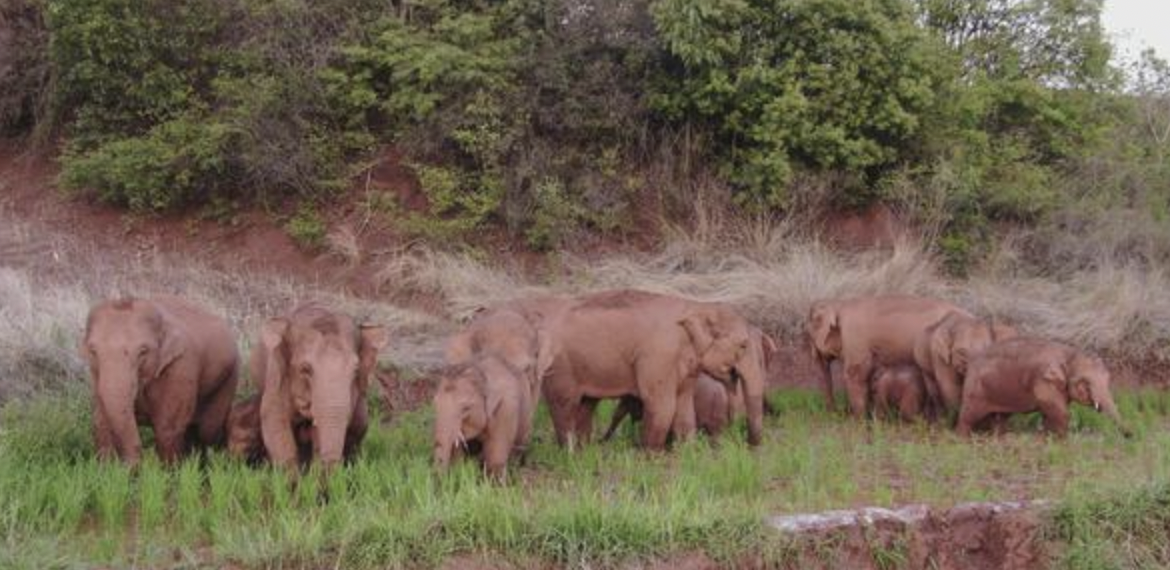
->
1, 389, 1168, 568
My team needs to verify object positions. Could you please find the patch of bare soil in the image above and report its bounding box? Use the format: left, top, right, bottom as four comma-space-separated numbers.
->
771, 501, 1047, 570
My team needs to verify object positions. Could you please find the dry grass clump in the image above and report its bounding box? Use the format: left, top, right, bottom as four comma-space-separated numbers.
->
380, 205, 1170, 360
0, 269, 89, 399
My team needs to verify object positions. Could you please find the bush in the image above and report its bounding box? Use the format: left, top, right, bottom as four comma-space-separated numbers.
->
59, 113, 232, 212
284, 204, 328, 250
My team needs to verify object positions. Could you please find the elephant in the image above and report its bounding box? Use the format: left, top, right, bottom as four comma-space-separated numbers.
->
602, 326, 779, 441
432, 353, 534, 480
252, 303, 388, 470
225, 395, 313, 465
956, 337, 1130, 437
434, 307, 553, 478
541, 289, 766, 450
807, 295, 971, 418
870, 365, 926, 422
444, 306, 554, 400
81, 296, 239, 466
913, 312, 1018, 414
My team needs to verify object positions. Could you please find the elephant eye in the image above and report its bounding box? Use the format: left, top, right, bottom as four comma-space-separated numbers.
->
137, 345, 150, 357
299, 364, 313, 377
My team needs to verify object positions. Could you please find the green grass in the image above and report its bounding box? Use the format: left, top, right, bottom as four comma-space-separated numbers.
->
1, 388, 1169, 568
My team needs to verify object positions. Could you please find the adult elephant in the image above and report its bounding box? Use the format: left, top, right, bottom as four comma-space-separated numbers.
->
913, 313, 1018, 414
542, 289, 766, 450
252, 304, 387, 470
81, 296, 239, 466
602, 326, 778, 441
807, 295, 970, 418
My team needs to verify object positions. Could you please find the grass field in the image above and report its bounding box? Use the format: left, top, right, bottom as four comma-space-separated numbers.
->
1, 386, 1167, 569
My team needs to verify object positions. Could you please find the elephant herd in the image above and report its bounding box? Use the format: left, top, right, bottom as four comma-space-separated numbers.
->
78, 290, 1128, 477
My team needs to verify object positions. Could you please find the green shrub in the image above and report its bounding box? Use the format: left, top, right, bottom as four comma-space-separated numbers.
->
59, 113, 232, 212
526, 177, 584, 250
284, 205, 328, 250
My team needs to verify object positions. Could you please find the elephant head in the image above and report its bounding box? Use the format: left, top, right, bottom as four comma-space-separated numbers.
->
680, 304, 767, 446
81, 298, 185, 465
807, 300, 841, 412
259, 306, 387, 468
807, 301, 842, 360
1060, 352, 1129, 436
432, 356, 515, 470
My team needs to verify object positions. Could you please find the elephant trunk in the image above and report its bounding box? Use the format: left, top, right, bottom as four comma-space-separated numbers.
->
432, 398, 466, 471
97, 362, 143, 465
1094, 391, 1131, 437
738, 354, 766, 447
312, 395, 353, 468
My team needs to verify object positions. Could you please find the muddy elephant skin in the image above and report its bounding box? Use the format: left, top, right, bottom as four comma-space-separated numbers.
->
808, 295, 969, 418
252, 303, 387, 470
81, 296, 239, 466
958, 337, 1129, 437
542, 290, 767, 449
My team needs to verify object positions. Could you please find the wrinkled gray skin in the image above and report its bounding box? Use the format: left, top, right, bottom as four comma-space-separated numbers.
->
252, 304, 387, 471
958, 337, 1130, 437
435, 307, 553, 479
81, 296, 239, 467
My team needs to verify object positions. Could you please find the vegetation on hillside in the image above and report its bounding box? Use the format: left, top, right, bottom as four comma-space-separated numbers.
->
2, 0, 1169, 268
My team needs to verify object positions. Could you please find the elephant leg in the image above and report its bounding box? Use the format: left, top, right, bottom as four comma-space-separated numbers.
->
92, 402, 117, 461
548, 396, 580, 450
933, 363, 963, 413
574, 397, 600, 445
1039, 401, 1070, 437
955, 404, 986, 437
816, 356, 836, 413
842, 356, 874, 420
153, 425, 189, 464
639, 395, 678, 451
671, 389, 697, 442
195, 365, 239, 447
344, 401, 369, 462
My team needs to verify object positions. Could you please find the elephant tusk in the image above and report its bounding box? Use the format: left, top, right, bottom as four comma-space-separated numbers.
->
455, 431, 467, 450
1094, 401, 1101, 412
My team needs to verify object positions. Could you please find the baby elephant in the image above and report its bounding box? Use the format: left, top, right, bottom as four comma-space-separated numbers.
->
871, 365, 926, 422
958, 338, 1130, 437
432, 354, 534, 480
226, 396, 313, 465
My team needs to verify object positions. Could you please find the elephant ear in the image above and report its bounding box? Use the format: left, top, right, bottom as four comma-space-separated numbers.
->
930, 314, 958, 366
679, 311, 716, 355
358, 324, 389, 394
533, 327, 555, 390
810, 304, 839, 357
1040, 360, 1070, 395
153, 318, 187, 381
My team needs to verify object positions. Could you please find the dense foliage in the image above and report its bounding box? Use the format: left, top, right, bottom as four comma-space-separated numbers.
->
2, 0, 1169, 264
